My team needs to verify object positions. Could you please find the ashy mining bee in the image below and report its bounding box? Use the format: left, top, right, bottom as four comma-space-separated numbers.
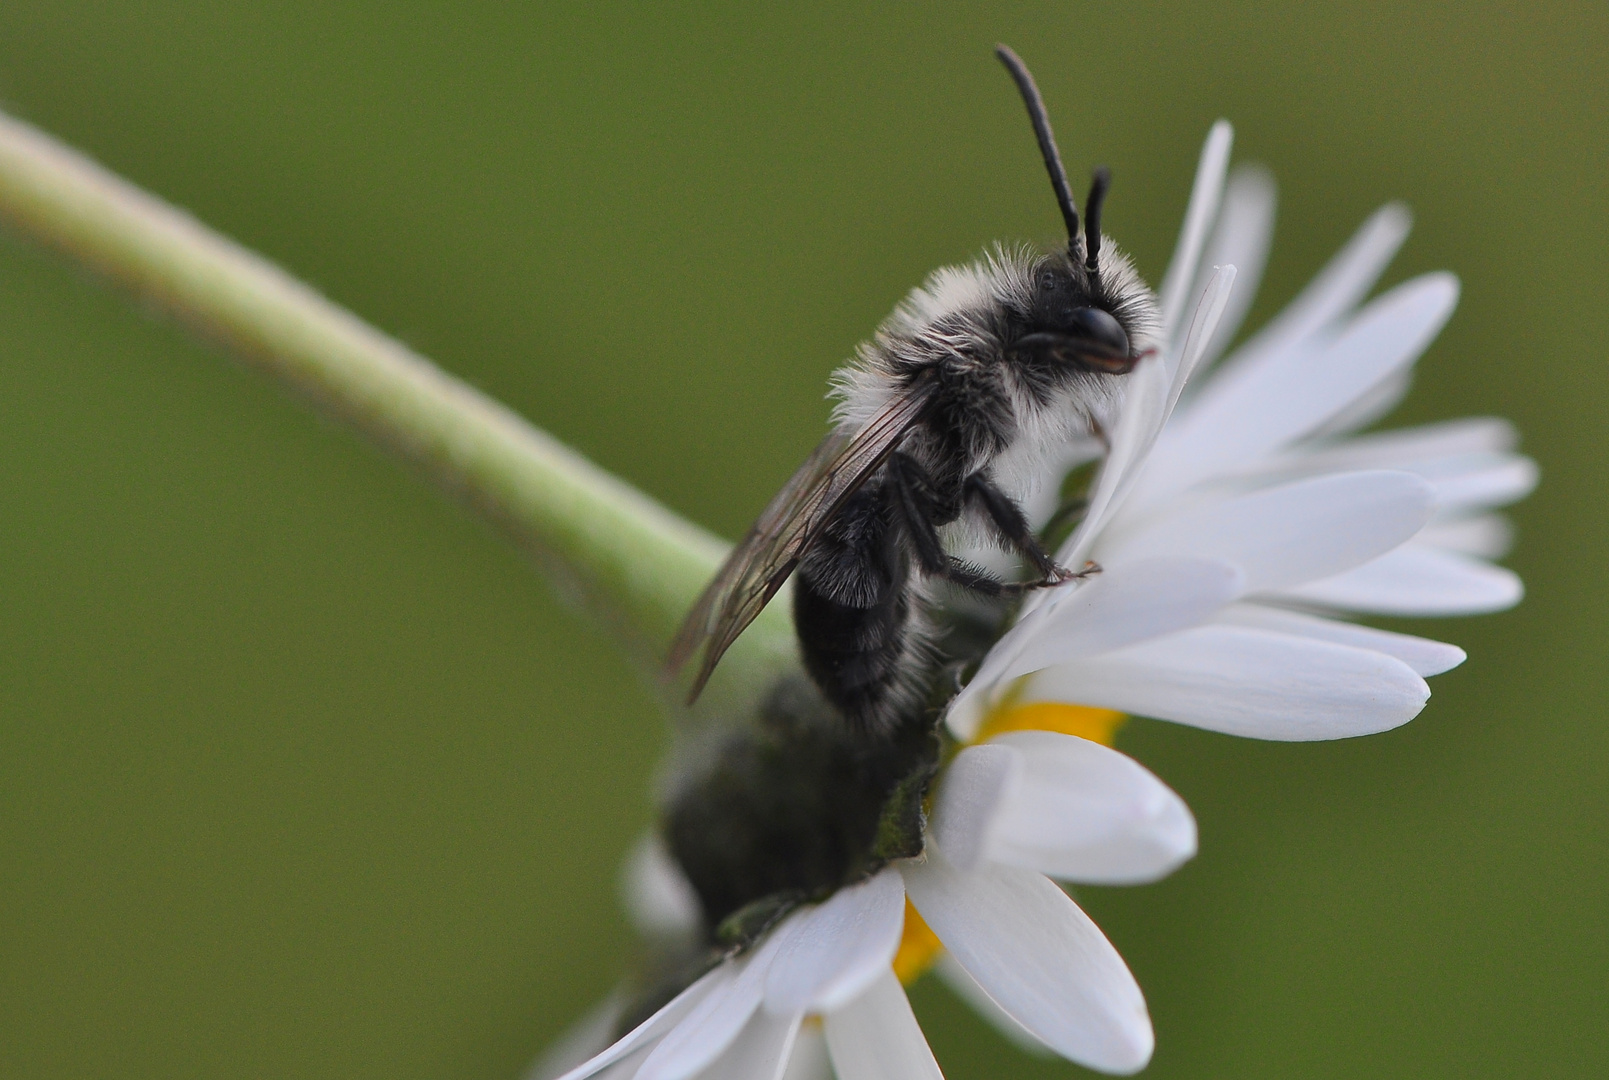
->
668, 47, 1157, 740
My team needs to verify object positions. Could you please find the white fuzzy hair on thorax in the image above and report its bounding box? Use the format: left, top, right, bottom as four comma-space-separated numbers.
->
828, 239, 1154, 520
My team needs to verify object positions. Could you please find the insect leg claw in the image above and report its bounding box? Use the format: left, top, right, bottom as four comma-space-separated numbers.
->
1046, 560, 1101, 585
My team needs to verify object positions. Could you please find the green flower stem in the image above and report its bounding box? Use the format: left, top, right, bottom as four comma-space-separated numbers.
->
0, 109, 795, 709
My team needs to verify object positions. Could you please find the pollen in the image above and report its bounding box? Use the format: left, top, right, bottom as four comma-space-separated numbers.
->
975, 701, 1126, 746
893, 898, 944, 985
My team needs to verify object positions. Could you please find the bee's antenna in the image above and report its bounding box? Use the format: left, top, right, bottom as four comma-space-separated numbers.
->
995, 45, 1080, 256
1084, 166, 1111, 281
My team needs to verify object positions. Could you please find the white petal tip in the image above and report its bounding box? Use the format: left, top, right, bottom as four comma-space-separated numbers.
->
1101, 1041, 1156, 1076
1229, 160, 1276, 192
1078, 1011, 1156, 1075
1421, 269, 1461, 307
1370, 201, 1414, 243
1424, 644, 1468, 676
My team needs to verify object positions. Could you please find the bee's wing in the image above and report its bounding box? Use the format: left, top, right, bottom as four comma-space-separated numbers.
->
666, 385, 934, 703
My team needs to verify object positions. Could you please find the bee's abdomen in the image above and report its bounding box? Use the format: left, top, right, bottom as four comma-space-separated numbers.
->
793, 486, 927, 735
793, 578, 914, 732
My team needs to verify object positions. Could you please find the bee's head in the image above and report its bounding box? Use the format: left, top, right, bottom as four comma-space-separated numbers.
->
995, 46, 1138, 375
1015, 255, 1135, 375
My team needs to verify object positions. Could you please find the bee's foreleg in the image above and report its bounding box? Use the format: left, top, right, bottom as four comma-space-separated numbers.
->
963, 473, 1070, 581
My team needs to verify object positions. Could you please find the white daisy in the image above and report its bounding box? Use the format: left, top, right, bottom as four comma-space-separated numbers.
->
949, 120, 1533, 745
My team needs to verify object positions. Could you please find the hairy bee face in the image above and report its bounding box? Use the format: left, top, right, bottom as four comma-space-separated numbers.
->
1010, 257, 1136, 375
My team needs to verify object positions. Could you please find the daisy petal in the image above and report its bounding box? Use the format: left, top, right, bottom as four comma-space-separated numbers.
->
822, 968, 944, 1080
622, 833, 702, 941
554, 966, 727, 1080
1110, 470, 1435, 594
1166, 264, 1238, 418
597, 1053, 654, 1080
995, 557, 1244, 684
933, 953, 1053, 1055
1139, 271, 1456, 507
930, 743, 1022, 872
763, 869, 906, 1016
1061, 349, 1172, 564
1025, 624, 1429, 740
693, 1010, 802, 1080
1419, 513, 1514, 558
1306, 365, 1414, 439
948, 559, 1245, 743
900, 855, 1152, 1073
943, 684, 1002, 749
1268, 416, 1519, 473
1418, 453, 1539, 513
986, 730, 1197, 885
1198, 164, 1277, 366
1254, 268, 1459, 440
1277, 543, 1523, 615
636, 924, 796, 1080
1158, 120, 1234, 342
1215, 603, 1466, 676
530, 994, 626, 1080
1061, 267, 1236, 569
780, 1023, 831, 1080
1220, 202, 1412, 374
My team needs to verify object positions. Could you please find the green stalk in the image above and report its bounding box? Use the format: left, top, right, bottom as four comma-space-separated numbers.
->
0, 109, 795, 711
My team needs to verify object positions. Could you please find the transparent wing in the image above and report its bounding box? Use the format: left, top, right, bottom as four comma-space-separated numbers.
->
666, 386, 935, 703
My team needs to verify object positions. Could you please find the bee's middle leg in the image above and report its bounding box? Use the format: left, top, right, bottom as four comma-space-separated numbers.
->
888, 454, 1040, 598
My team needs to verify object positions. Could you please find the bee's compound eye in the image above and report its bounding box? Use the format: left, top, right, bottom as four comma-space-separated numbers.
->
1069, 306, 1129, 355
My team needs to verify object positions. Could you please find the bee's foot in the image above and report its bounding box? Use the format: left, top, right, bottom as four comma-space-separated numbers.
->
1046, 560, 1101, 584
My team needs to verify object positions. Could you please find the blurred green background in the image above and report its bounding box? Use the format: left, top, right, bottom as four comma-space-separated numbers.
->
0, 2, 1602, 1077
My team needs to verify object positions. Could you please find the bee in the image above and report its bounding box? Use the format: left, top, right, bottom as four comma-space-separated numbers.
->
667, 46, 1158, 737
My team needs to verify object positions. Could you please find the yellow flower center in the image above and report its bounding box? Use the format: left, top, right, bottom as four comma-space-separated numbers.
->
892, 898, 943, 984
976, 700, 1126, 744
891, 699, 1126, 985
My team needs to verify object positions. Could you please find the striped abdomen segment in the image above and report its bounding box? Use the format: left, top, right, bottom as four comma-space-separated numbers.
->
791, 484, 928, 736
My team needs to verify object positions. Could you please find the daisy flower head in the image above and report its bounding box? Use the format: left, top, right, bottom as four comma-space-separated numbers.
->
949, 119, 1534, 745
537, 120, 1532, 1080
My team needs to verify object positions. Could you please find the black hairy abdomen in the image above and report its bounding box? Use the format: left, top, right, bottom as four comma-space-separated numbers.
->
792, 482, 923, 735
794, 578, 912, 731
663, 673, 936, 936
